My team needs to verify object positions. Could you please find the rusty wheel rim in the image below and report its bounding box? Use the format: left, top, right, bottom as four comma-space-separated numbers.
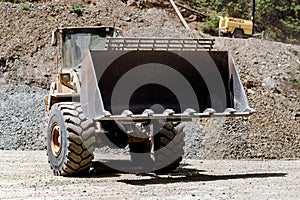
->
51, 124, 62, 157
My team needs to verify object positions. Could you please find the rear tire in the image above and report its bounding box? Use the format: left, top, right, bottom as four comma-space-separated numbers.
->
129, 140, 153, 168
128, 121, 185, 173
154, 121, 185, 173
46, 102, 96, 176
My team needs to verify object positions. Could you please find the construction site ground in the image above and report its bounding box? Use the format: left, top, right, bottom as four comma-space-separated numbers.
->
0, 150, 299, 199
0, 1, 299, 199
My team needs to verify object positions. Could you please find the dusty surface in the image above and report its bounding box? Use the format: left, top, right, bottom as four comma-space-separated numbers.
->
0, 151, 299, 199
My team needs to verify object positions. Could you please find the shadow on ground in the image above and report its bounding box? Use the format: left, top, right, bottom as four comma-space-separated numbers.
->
81, 160, 287, 185
118, 171, 287, 186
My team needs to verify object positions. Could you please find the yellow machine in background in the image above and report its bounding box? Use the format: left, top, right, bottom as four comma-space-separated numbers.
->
218, 16, 253, 38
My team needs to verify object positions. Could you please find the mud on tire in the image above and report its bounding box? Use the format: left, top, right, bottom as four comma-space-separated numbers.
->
46, 102, 96, 176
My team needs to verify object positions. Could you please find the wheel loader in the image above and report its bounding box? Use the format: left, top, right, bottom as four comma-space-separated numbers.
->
45, 26, 255, 176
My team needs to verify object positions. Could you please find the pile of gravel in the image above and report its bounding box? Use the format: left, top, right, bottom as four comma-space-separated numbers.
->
0, 85, 47, 150
0, 84, 297, 160
183, 121, 205, 159
0, 84, 207, 159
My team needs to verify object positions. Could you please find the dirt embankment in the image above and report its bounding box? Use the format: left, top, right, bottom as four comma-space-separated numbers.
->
0, 0, 190, 88
0, 1, 299, 159
213, 38, 300, 159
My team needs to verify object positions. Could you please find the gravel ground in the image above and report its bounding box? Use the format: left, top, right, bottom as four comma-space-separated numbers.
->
1, 151, 300, 200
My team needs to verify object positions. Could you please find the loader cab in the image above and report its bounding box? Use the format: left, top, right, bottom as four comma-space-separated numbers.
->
52, 26, 121, 72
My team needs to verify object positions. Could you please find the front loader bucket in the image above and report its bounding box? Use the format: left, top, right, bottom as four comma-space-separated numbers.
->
80, 49, 254, 121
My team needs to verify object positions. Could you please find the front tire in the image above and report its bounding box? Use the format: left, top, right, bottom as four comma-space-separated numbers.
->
46, 102, 96, 176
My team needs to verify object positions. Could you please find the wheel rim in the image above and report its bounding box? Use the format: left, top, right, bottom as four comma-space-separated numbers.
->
51, 124, 62, 157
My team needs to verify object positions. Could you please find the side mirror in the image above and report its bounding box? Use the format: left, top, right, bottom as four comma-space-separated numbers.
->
51, 29, 58, 46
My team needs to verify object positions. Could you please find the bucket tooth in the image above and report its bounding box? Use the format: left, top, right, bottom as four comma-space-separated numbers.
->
244, 108, 256, 114
163, 109, 175, 116
121, 110, 133, 117
203, 108, 216, 115
142, 109, 154, 116
183, 108, 196, 116
101, 111, 111, 117
224, 108, 236, 114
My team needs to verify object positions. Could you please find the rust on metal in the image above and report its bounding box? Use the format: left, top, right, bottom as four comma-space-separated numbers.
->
51, 125, 62, 157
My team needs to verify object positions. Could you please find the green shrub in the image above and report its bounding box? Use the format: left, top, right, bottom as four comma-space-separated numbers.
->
200, 12, 220, 35
21, 5, 30, 10
49, 4, 55, 11
292, 79, 300, 89
12, 0, 25, 3
71, 4, 83, 16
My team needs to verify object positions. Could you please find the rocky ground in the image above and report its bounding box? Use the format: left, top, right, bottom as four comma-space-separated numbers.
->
1, 151, 300, 199
210, 38, 300, 159
0, 0, 299, 159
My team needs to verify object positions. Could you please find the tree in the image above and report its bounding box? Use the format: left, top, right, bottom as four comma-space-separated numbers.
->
192, 0, 300, 43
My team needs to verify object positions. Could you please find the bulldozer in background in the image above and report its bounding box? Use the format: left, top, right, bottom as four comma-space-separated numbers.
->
45, 26, 254, 176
